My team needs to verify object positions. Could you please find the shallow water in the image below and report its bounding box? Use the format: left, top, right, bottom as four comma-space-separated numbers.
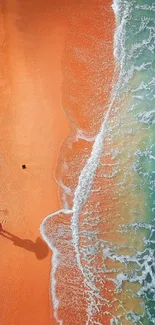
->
41, 1, 155, 324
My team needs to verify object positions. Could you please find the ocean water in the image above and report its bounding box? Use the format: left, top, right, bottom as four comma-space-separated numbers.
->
41, 1, 155, 324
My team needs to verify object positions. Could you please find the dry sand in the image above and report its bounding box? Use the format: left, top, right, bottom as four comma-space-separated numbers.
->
0, 1, 69, 325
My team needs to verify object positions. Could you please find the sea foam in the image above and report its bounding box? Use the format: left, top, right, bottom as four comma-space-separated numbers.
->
41, 0, 155, 324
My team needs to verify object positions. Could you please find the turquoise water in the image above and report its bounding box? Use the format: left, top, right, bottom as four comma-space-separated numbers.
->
113, 0, 155, 323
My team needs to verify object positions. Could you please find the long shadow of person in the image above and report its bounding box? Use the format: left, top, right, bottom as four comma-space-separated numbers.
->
0, 230, 49, 260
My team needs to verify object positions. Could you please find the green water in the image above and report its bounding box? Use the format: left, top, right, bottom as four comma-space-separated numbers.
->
115, 0, 155, 323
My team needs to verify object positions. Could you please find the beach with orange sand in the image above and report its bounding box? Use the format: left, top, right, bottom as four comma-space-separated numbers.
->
0, 1, 70, 324
0, 1, 116, 325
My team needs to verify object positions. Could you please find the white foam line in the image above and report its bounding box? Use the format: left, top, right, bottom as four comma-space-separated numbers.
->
71, 95, 119, 325
71, 0, 128, 275
71, 1, 131, 324
40, 209, 72, 325
71, 98, 115, 271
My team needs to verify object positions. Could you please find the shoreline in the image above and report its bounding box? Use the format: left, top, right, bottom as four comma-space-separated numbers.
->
41, 1, 115, 324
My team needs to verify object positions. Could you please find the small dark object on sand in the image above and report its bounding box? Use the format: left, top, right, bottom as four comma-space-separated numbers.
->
0, 223, 2, 232
22, 164, 26, 169
0, 220, 5, 232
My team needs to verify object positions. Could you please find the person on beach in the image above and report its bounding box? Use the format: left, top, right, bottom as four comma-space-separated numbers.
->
0, 220, 5, 232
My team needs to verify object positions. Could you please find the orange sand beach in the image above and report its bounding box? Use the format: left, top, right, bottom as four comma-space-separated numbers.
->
0, 1, 69, 324
0, 1, 115, 325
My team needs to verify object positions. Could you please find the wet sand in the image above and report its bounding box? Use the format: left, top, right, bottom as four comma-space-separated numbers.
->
42, 1, 116, 324
0, 1, 69, 325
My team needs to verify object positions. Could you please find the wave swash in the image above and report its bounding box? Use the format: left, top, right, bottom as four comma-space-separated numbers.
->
41, 1, 155, 324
